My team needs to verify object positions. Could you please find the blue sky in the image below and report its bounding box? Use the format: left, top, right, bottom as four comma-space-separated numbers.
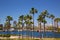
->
0, 0, 60, 26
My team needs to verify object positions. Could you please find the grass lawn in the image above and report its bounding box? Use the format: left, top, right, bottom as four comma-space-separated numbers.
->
0, 38, 60, 40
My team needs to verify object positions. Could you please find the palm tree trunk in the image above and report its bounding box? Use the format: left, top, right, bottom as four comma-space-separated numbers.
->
32, 14, 34, 40
52, 19, 55, 38
27, 24, 29, 40
52, 19, 53, 32
22, 22, 24, 40
57, 21, 58, 32
8, 20, 10, 30
26, 24, 27, 38
44, 22, 45, 37
40, 22, 41, 40
8, 20, 10, 40
19, 24, 20, 40
26, 23, 28, 40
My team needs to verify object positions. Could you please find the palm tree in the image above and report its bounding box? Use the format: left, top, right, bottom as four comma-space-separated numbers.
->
6, 16, 13, 30
18, 20, 22, 29
19, 15, 24, 39
30, 8, 37, 39
49, 14, 55, 32
42, 19, 47, 31
41, 10, 49, 37
24, 14, 32, 40
54, 18, 60, 31
13, 21, 17, 30
27, 21, 33, 30
24, 14, 32, 27
6, 16, 13, 40
4, 21, 9, 31
37, 15, 43, 40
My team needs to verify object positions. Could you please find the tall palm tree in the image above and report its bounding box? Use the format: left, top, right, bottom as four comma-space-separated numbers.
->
54, 18, 60, 31
6, 16, 13, 30
30, 8, 37, 39
19, 15, 24, 40
41, 10, 49, 37
42, 19, 47, 32
37, 15, 43, 40
24, 14, 32, 40
6, 16, 13, 40
49, 14, 55, 32
24, 14, 32, 27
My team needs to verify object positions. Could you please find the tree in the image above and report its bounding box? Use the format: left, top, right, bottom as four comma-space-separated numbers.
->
24, 15, 32, 28
18, 15, 24, 39
42, 19, 47, 32
6, 16, 13, 30
54, 18, 60, 31
24, 14, 32, 40
5, 16, 13, 39
19, 15, 24, 28
37, 15, 43, 39
18, 20, 22, 29
49, 14, 55, 32
30, 8, 37, 39
4, 21, 9, 30
13, 21, 17, 30
41, 10, 49, 37
0, 24, 3, 30
37, 15, 43, 29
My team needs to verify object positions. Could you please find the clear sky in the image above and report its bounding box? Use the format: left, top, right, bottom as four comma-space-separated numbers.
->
0, 0, 60, 26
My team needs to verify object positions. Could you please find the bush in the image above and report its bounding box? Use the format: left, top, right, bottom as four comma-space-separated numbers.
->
1, 34, 11, 37
0, 34, 2, 36
57, 28, 60, 32
34, 39, 39, 40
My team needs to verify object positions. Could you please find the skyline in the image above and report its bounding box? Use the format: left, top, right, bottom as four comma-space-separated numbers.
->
0, 0, 60, 26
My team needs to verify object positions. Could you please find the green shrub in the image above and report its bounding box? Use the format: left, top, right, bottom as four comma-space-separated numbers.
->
0, 34, 2, 36
34, 39, 39, 40
2, 34, 10, 37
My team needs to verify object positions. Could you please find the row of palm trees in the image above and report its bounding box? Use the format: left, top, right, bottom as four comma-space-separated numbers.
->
3, 8, 60, 40
4, 8, 60, 31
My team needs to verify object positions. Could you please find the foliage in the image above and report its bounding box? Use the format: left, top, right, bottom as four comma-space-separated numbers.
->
0, 34, 10, 37
57, 28, 60, 32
